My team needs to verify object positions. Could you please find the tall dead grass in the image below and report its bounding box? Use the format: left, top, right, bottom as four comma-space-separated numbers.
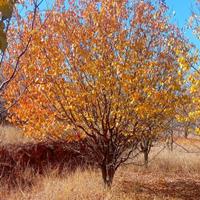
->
0, 125, 34, 144
150, 149, 200, 174
128, 149, 200, 174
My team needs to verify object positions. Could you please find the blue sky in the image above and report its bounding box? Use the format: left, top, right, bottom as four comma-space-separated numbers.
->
165, 0, 200, 49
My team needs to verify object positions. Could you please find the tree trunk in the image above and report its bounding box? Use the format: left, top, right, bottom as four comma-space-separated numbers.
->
141, 138, 152, 168
101, 164, 115, 188
184, 126, 189, 138
166, 131, 173, 151
144, 149, 149, 168
169, 132, 174, 151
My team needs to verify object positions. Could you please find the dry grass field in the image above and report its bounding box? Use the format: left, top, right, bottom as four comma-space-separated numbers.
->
0, 126, 200, 200
0, 125, 34, 144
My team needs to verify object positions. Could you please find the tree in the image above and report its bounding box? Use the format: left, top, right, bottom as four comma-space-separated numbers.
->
190, 0, 200, 41
176, 92, 196, 138
4, 0, 193, 187
0, 0, 44, 121
0, 0, 19, 119
183, 77, 200, 137
182, 0, 200, 135
0, 0, 16, 51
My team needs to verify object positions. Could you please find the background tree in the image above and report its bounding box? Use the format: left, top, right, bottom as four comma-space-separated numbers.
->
0, 0, 16, 51
182, 0, 200, 135
4, 0, 193, 187
0, 0, 44, 121
176, 92, 196, 138
0, 0, 18, 121
190, 0, 200, 41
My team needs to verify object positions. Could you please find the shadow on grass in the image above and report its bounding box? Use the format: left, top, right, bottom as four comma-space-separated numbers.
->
120, 178, 200, 200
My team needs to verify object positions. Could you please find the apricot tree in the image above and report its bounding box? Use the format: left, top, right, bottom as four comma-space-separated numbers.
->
4, 0, 193, 186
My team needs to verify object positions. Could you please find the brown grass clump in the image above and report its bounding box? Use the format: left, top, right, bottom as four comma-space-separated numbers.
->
0, 126, 91, 186
0, 140, 90, 186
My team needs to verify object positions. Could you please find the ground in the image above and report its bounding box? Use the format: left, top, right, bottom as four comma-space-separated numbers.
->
0, 126, 200, 200
118, 170, 200, 200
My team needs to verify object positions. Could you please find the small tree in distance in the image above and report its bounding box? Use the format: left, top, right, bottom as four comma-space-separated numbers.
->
183, 0, 200, 136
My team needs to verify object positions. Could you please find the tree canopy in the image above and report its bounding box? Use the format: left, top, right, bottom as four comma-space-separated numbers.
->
2, 0, 196, 187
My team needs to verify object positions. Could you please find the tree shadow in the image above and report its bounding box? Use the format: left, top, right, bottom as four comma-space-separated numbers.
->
152, 179, 200, 200
121, 178, 200, 200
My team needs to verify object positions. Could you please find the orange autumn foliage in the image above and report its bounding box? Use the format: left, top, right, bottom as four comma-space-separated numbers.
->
4, 1, 191, 139
3, 0, 194, 186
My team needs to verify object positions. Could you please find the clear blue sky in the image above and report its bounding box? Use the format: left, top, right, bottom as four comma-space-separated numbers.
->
165, 0, 200, 49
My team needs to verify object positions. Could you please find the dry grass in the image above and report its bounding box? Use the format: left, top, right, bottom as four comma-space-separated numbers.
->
0, 126, 200, 199
0, 168, 180, 200
149, 150, 200, 174
0, 125, 34, 144
0, 148, 200, 200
